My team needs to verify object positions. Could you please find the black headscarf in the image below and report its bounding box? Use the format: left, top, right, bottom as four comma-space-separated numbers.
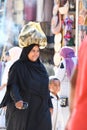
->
20, 44, 39, 62
19, 44, 48, 76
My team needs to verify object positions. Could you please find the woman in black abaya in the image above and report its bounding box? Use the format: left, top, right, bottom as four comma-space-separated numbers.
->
0, 43, 53, 130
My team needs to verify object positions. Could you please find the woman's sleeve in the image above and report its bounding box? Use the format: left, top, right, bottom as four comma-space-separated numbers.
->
10, 84, 22, 103
48, 93, 53, 108
7, 63, 22, 103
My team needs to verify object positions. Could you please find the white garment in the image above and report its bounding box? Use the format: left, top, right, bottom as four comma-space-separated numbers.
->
36, 0, 44, 21
36, 0, 53, 22
55, 60, 70, 98
55, 57, 77, 128
50, 93, 64, 130
55, 57, 77, 97
0, 62, 4, 86
0, 61, 14, 103
1, 61, 13, 85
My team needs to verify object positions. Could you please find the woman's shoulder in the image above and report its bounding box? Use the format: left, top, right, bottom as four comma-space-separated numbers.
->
9, 60, 22, 71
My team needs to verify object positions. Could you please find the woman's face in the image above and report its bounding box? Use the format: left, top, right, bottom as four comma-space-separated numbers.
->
28, 45, 40, 62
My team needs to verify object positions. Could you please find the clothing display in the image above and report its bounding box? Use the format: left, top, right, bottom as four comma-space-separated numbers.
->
36, 0, 54, 22
24, 0, 37, 22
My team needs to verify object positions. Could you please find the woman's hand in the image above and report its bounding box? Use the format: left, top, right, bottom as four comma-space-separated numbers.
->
15, 100, 23, 109
0, 84, 6, 91
49, 108, 53, 115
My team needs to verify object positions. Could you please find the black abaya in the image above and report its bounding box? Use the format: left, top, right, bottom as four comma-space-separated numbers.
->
0, 44, 52, 130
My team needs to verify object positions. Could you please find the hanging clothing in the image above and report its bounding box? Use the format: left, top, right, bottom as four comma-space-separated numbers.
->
0, 44, 52, 130
36, 0, 54, 22
24, 0, 37, 22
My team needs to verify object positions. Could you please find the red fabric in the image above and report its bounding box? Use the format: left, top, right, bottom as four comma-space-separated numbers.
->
24, 0, 36, 22
68, 36, 87, 130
